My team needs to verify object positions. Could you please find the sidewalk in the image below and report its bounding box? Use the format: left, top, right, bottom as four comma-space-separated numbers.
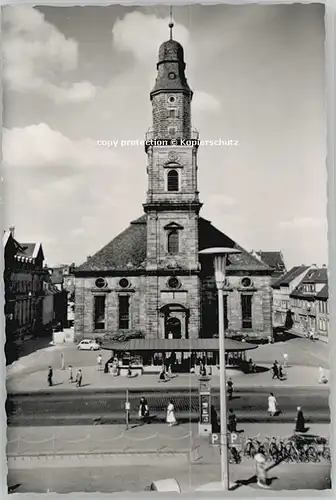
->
7, 422, 329, 458
7, 364, 330, 393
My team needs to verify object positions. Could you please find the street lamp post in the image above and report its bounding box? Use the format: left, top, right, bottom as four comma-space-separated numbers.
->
199, 247, 241, 491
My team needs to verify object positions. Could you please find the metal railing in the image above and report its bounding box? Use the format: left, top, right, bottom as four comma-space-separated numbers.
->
144, 127, 199, 143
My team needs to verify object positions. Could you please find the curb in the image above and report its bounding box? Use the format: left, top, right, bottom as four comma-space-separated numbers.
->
7, 385, 330, 398
7, 450, 190, 459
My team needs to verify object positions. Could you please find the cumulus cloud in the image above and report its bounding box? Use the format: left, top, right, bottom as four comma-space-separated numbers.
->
2, 6, 97, 103
193, 91, 221, 114
113, 11, 190, 64
2, 124, 120, 169
112, 12, 220, 114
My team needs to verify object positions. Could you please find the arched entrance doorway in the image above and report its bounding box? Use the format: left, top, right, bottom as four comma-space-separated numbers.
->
160, 303, 189, 340
165, 317, 182, 339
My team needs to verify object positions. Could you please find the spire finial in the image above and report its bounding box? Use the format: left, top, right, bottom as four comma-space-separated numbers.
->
169, 6, 174, 40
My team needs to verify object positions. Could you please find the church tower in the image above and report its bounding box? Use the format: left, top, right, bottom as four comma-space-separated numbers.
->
143, 14, 202, 340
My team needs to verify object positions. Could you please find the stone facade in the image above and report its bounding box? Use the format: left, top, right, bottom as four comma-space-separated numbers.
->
74, 31, 273, 343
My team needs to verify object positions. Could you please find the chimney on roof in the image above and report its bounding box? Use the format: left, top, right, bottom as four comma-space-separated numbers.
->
322, 264, 327, 268
9, 226, 15, 237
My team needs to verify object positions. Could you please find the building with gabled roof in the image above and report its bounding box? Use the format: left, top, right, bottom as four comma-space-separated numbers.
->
3, 227, 46, 363
251, 250, 286, 280
272, 265, 312, 327
74, 23, 274, 349
290, 265, 329, 340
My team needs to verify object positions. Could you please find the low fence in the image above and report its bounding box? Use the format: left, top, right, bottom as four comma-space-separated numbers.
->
7, 430, 331, 465
7, 429, 193, 457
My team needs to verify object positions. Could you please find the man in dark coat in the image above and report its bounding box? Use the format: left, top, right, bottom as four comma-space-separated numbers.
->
211, 405, 220, 433
47, 366, 53, 387
227, 378, 233, 400
228, 408, 237, 433
272, 361, 279, 379
295, 406, 305, 432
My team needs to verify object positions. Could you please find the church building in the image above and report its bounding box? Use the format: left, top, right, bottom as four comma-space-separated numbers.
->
74, 23, 273, 344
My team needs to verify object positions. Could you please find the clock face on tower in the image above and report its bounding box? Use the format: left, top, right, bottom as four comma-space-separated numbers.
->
168, 72, 176, 80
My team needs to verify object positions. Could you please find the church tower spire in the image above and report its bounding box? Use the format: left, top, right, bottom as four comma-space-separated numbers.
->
169, 6, 174, 40
143, 18, 202, 340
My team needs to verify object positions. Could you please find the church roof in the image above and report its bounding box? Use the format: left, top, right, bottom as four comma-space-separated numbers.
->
101, 337, 258, 353
75, 215, 270, 273
158, 39, 185, 63
76, 215, 147, 272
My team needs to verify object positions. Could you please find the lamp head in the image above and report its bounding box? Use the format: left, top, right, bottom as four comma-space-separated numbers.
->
199, 247, 241, 290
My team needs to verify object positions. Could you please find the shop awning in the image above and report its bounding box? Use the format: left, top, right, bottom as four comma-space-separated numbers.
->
101, 338, 258, 353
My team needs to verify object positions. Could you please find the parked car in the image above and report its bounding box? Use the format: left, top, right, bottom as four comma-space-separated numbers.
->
77, 339, 100, 351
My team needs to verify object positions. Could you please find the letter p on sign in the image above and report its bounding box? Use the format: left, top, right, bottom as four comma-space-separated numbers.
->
230, 433, 238, 444
210, 433, 220, 446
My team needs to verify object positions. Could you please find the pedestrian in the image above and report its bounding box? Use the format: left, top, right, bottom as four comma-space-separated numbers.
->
267, 392, 277, 416
279, 364, 284, 380
200, 363, 206, 377
295, 406, 305, 432
211, 405, 220, 433
319, 367, 328, 384
138, 397, 150, 425
68, 364, 73, 383
97, 353, 102, 371
166, 400, 177, 427
228, 408, 237, 433
47, 366, 53, 387
61, 353, 65, 370
283, 353, 288, 369
76, 368, 82, 387
158, 366, 166, 382
272, 361, 279, 379
248, 358, 253, 373
227, 378, 233, 400
127, 365, 132, 378
104, 361, 109, 374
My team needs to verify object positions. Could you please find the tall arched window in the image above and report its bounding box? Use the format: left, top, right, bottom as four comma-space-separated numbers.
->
167, 230, 179, 254
167, 169, 179, 191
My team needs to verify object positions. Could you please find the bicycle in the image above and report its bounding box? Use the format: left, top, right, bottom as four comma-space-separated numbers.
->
228, 445, 242, 464
288, 436, 319, 463
243, 434, 261, 458
312, 438, 331, 463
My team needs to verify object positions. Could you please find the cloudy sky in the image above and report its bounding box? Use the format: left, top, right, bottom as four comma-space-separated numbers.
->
2, 4, 327, 268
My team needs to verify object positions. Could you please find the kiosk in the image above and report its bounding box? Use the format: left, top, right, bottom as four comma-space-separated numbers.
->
198, 376, 212, 436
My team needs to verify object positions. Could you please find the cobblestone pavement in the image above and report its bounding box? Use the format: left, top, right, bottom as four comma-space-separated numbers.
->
7, 422, 330, 457
7, 462, 331, 493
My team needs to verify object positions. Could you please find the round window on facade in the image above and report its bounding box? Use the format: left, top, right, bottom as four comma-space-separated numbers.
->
167, 277, 180, 289
119, 278, 130, 288
95, 277, 107, 289
241, 277, 252, 287
168, 96, 176, 103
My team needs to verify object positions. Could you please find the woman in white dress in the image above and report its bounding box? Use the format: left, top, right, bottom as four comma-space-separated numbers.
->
268, 392, 277, 416
166, 400, 177, 427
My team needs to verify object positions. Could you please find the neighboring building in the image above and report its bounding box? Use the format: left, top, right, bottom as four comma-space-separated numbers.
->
45, 266, 69, 330
316, 283, 328, 340
3, 227, 45, 363
272, 265, 311, 326
251, 251, 286, 280
74, 25, 274, 345
290, 266, 328, 339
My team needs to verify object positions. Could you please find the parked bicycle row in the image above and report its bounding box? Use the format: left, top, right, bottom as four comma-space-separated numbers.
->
227, 435, 331, 464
